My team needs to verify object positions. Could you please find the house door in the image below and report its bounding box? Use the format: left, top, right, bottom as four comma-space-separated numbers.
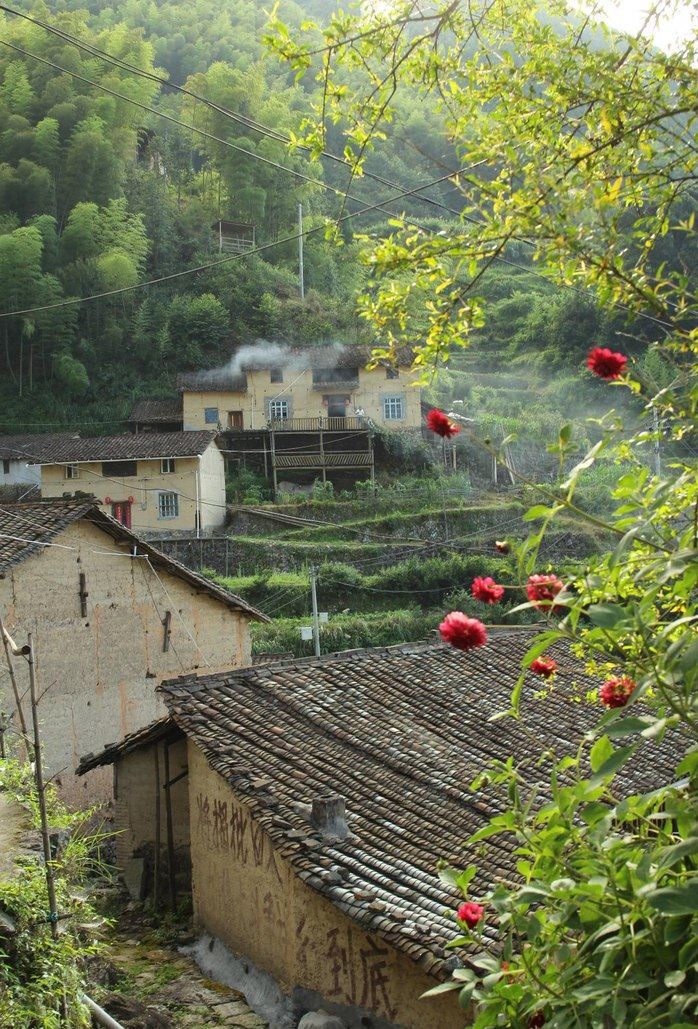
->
327, 395, 348, 418
111, 501, 132, 528
228, 410, 244, 429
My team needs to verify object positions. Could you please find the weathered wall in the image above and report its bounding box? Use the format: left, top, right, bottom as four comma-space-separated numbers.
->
0, 518, 251, 805
182, 367, 422, 432
39, 444, 226, 532
1, 460, 40, 487
188, 745, 463, 1029
113, 738, 189, 872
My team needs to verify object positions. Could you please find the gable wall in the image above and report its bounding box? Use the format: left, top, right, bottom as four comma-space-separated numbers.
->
187, 744, 463, 1029
0, 519, 251, 805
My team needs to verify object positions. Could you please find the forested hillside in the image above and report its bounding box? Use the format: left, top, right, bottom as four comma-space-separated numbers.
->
0, 0, 693, 438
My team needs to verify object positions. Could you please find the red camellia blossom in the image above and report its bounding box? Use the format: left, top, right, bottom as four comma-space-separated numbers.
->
471, 576, 505, 605
599, 675, 636, 708
530, 657, 558, 679
528, 1013, 546, 1028
526, 573, 564, 611
439, 612, 488, 651
457, 901, 484, 928
426, 408, 461, 438
586, 346, 628, 380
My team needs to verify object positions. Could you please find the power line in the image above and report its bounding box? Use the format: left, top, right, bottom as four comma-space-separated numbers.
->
0, 8, 679, 330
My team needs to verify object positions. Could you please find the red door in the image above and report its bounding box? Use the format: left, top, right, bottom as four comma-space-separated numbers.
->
111, 501, 132, 528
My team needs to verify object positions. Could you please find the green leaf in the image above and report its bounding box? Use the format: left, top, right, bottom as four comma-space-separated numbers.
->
605, 716, 655, 737
657, 838, 698, 871
421, 981, 463, 997
590, 735, 614, 773
589, 744, 637, 786
646, 880, 698, 915
664, 969, 686, 988
679, 934, 698, 969
587, 603, 631, 628
523, 504, 556, 522
521, 631, 563, 668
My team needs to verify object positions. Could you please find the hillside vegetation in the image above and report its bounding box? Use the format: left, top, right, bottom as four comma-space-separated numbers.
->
0, 0, 688, 443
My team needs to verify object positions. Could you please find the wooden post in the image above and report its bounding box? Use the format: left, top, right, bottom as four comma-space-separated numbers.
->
153, 745, 161, 910
270, 429, 278, 499
319, 425, 326, 483
162, 611, 172, 652
0, 615, 32, 759
163, 740, 177, 912
0, 711, 6, 759
78, 572, 89, 618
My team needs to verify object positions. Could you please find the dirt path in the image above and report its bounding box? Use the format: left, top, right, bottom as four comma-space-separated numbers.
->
92, 902, 268, 1029
0, 791, 29, 878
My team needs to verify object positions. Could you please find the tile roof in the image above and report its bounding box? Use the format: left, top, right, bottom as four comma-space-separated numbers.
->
177, 372, 248, 393
127, 398, 183, 424
0, 433, 78, 463
26, 431, 218, 465
0, 499, 268, 622
85, 633, 682, 977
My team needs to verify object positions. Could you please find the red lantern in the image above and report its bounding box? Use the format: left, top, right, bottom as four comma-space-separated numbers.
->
105, 496, 112, 504
128, 496, 134, 503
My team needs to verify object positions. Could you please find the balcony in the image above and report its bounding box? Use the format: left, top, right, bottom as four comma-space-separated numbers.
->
268, 416, 366, 432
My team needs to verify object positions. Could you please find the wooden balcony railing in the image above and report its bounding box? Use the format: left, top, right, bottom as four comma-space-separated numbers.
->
268, 416, 366, 431
274, 452, 373, 468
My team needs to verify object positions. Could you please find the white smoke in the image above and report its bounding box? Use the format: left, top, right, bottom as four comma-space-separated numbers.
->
188, 339, 347, 386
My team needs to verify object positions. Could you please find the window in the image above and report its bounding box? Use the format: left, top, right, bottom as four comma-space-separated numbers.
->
383, 395, 405, 420
2, 459, 10, 475
269, 399, 289, 420
161, 458, 176, 474
386, 367, 399, 379
102, 461, 137, 477
204, 407, 219, 424
158, 491, 179, 519
65, 464, 79, 479
270, 368, 283, 383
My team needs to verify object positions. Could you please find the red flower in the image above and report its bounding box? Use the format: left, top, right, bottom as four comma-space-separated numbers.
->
426, 408, 461, 439
439, 612, 488, 651
599, 676, 636, 708
528, 1014, 546, 1028
586, 346, 627, 380
457, 901, 484, 928
494, 540, 510, 554
526, 574, 564, 611
471, 576, 505, 605
530, 657, 558, 679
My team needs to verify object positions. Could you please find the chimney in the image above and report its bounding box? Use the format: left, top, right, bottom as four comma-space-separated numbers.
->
311, 794, 349, 840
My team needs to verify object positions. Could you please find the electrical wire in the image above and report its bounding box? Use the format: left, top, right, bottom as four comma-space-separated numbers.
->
0, 8, 681, 330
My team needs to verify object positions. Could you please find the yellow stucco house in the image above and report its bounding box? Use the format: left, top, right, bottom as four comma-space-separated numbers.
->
33, 430, 225, 534
0, 498, 267, 805
178, 345, 422, 432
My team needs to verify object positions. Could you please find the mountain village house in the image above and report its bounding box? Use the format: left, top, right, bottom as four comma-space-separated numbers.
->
0, 499, 266, 805
78, 633, 678, 1029
32, 431, 225, 534
178, 346, 422, 433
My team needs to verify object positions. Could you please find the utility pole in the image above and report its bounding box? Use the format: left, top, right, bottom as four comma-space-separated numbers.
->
26, 633, 60, 945
310, 566, 321, 658
298, 203, 305, 300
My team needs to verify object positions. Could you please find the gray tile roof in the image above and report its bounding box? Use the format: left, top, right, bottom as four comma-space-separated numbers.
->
0, 433, 78, 463
25, 431, 218, 465
0, 499, 268, 622
127, 398, 183, 424
86, 633, 682, 977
